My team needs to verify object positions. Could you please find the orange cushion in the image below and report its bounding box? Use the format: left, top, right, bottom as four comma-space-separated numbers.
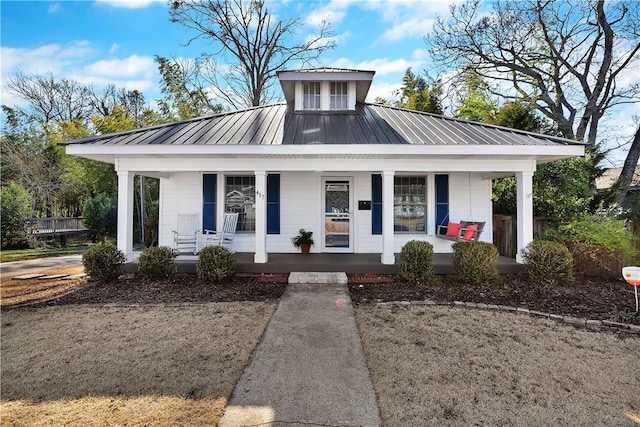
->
463, 224, 479, 240
445, 222, 461, 237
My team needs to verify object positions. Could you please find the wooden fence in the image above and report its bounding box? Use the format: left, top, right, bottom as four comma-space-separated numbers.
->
493, 215, 555, 258
493, 215, 640, 263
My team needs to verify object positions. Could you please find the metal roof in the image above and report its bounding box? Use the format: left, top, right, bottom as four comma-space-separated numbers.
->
61, 103, 583, 148
277, 67, 375, 74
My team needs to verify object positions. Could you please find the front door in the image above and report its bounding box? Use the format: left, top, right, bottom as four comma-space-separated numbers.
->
322, 179, 353, 253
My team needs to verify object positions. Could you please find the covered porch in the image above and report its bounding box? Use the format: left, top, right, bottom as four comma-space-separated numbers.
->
126, 252, 523, 275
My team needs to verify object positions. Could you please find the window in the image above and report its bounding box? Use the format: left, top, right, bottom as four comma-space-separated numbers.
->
330, 82, 348, 109
303, 82, 321, 110
394, 176, 426, 233
225, 176, 255, 232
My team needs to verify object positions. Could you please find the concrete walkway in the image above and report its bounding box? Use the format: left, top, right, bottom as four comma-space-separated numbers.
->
219, 277, 381, 427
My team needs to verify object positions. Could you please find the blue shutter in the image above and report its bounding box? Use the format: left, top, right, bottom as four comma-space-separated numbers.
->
435, 174, 449, 230
372, 174, 382, 235
267, 174, 280, 234
203, 174, 216, 231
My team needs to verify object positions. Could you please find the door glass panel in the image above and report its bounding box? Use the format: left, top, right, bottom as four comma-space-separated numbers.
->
325, 181, 350, 248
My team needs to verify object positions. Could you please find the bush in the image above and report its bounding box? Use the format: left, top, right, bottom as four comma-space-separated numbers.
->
197, 245, 235, 284
544, 206, 637, 280
521, 240, 573, 285
82, 243, 125, 283
1, 182, 34, 249
452, 241, 498, 285
138, 246, 175, 280
399, 240, 435, 285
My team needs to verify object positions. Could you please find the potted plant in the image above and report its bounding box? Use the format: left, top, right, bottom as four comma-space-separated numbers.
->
291, 228, 314, 254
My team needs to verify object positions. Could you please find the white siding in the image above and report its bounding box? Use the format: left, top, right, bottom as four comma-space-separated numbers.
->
157, 170, 492, 254
158, 172, 201, 248
448, 172, 493, 243
274, 172, 320, 252
355, 172, 382, 253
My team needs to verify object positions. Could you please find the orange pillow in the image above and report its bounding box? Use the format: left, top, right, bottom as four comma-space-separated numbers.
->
445, 222, 461, 237
463, 224, 478, 240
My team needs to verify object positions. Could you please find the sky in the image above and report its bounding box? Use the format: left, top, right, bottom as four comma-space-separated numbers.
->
1, 0, 637, 166
1, 0, 448, 106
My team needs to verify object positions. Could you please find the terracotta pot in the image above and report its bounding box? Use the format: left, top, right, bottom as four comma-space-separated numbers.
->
300, 244, 311, 254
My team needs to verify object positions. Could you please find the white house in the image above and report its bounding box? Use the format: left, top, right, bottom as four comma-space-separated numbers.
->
62, 67, 585, 265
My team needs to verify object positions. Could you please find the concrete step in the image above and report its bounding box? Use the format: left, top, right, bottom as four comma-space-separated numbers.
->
288, 271, 348, 284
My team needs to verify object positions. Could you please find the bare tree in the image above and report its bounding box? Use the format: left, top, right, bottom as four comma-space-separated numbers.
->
428, 0, 640, 205
6, 72, 94, 125
91, 84, 147, 122
613, 125, 640, 205
427, 0, 640, 146
169, 0, 335, 108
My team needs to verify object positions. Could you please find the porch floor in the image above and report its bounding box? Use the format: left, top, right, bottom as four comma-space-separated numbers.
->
146, 253, 523, 275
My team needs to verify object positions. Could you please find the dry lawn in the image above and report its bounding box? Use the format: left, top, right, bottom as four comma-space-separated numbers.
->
1, 265, 85, 307
1, 303, 275, 426
356, 306, 640, 426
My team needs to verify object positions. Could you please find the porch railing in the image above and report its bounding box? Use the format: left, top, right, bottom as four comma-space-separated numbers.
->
28, 217, 87, 235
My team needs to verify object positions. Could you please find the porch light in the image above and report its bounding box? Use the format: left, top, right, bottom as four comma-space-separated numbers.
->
622, 266, 640, 312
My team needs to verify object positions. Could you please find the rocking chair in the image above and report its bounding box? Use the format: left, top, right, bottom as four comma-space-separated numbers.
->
196, 212, 239, 253
172, 213, 199, 254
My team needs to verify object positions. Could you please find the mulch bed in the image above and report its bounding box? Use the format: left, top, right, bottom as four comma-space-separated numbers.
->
349, 274, 638, 322
18, 274, 289, 308
5, 270, 638, 324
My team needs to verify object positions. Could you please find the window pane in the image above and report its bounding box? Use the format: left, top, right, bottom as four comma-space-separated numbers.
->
225, 176, 255, 232
303, 82, 320, 109
394, 176, 426, 233
330, 82, 348, 110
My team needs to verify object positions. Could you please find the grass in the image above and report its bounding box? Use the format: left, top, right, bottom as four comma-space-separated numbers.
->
1, 304, 275, 426
1, 244, 89, 263
355, 305, 640, 426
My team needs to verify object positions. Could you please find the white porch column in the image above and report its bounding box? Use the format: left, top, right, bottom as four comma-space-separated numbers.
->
117, 170, 134, 260
427, 174, 436, 235
254, 170, 268, 263
516, 171, 534, 263
381, 170, 395, 265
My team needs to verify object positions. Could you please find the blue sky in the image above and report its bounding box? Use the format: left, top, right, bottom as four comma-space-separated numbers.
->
1, 0, 637, 165
1, 0, 449, 107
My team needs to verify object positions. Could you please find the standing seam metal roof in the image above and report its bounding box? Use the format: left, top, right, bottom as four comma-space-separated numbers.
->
61, 103, 583, 147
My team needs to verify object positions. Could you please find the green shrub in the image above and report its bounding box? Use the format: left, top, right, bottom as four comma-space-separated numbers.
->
544, 206, 637, 280
399, 240, 435, 285
452, 241, 498, 285
138, 246, 176, 280
521, 240, 573, 285
82, 193, 117, 241
82, 243, 125, 283
197, 246, 235, 284
1, 182, 34, 249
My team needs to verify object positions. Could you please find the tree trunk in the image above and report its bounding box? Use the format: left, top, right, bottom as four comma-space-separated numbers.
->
614, 125, 640, 206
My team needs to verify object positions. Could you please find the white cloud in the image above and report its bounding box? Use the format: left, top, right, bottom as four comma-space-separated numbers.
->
48, 3, 62, 14
84, 55, 157, 79
366, 81, 402, 103
330, 57, 424, 75
357, 0, 452, 44
1, 42, 95, 76
0, 42, 159, 107
94, 0, 159, 9
306, 0, 360, 27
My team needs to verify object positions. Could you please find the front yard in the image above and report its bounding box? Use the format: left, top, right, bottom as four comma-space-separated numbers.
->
356, 305, 640, 426
1, 304, 275, 426
1, 270, 639, 426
